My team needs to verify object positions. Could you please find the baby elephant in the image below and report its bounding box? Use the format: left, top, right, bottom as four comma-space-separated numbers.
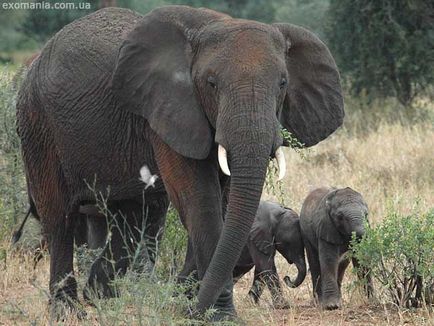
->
233, 201, 306, 309
300, 187, 373, 310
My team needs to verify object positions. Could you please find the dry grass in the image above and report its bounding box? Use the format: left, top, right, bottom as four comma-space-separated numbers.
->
0, 98, 433, 325
278, 120, 434, 225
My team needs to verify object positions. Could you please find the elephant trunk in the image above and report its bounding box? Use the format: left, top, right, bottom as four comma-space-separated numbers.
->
196, 155, 270, 312
196, 88, 276, 313
284, 257, 306, 288
348, 210, 367, 240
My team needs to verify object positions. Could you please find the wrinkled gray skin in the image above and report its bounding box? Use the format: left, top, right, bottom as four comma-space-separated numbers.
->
179, 201, 307, 309
300, 187, 373, 310
234, 201, 306, 308
16, 6, 344, 320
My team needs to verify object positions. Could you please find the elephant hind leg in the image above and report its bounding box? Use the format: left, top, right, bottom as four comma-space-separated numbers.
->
46, 214, 80, 318
85, 200, 149, 300
21, 128, 80, 317
142, 194, 169, 266
352, 257, 374, 298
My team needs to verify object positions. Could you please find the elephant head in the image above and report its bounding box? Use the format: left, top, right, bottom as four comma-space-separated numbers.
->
274, 208, 307, 288
319, 187, 369, 244
111, 6, 344, 312
250, 202, 306, 288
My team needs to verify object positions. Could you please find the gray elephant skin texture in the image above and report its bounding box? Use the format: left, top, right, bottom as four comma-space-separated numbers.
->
179, 201, 307, 309
16, 5, 344, 320
234, 201, 306, 309
300, 187, 373, 310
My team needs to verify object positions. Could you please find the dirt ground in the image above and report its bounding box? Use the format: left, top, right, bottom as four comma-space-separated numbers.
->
1, 248, 432, 325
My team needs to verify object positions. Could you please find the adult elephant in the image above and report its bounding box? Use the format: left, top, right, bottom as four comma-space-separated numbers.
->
16, 6, 344, 320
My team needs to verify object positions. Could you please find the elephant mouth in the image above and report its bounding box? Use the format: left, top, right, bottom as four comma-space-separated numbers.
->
217, 144, 286, 180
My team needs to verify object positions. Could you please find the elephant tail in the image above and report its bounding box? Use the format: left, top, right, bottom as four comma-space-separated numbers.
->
11, 198, 39, 245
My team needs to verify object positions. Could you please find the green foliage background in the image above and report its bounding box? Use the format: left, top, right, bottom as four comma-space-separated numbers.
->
327, 0, 434, 106
2, 0, 432, 105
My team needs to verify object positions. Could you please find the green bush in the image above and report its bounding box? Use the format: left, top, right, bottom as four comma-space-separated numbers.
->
351, 207, 434, 308
156, 206, 188, 279
0, 68, 27, 241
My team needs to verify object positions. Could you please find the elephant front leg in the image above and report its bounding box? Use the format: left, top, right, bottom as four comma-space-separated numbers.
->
318, 241, 341, 310
177, 237, 199, 299
265, 264, 290, 309
248, 268, 266, 304
248, 254, 289, 309
151, 138, 232, 317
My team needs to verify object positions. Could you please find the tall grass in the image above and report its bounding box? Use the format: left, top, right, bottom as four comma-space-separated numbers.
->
0, 66, 433, 324
0, 67, 27, 241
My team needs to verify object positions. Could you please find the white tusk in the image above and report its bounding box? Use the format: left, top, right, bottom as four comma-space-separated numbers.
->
218, 144, 231, 176
275, 147, 286, 181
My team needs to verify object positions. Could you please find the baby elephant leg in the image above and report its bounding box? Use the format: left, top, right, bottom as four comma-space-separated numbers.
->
265, 264, 290, 309
248, 263, 289, 308
337, 258, 350, 289
319, 241, 342, 310
248, 268, 266, 304
305, 241, 322, 302
352, 257, 374, 298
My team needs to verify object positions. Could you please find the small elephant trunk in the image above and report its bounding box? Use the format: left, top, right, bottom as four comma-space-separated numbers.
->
284, 258, 306, 288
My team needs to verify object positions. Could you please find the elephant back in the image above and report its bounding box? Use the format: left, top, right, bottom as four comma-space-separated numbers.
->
35, 8, 143, 106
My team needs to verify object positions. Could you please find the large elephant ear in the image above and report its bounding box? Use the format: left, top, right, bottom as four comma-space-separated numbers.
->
111, 6, 220, 159
273, 23, 345, 147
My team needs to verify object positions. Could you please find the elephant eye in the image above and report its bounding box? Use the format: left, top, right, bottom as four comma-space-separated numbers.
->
279, 77, 287, 89
207, 76, 217, 89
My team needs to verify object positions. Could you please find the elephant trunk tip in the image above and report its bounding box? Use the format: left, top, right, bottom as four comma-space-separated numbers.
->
283, 275, 297, 288
353, 228, 365, 241
284, 260, 306, 288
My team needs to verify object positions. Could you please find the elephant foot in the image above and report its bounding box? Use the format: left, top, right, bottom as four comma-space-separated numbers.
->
175, 270, 199, 300
50, 276, 86, 320
190, 306, 238, 323
211, 285, 237, 321
192, 282, 238, 322
320, 296, 342, 310
84, 257, 119, 303
208, 307, 238, 322
49, 295, 86, 321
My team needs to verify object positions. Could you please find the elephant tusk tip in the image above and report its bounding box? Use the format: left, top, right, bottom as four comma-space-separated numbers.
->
218, 144, 231, 176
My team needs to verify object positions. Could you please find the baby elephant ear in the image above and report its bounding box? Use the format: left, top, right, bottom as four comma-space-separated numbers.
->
111, 7, 213, 159
318, 215, 344, 245
249, 220, 274, 256
273, 23, 345, 147
318, 193, 344, 245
